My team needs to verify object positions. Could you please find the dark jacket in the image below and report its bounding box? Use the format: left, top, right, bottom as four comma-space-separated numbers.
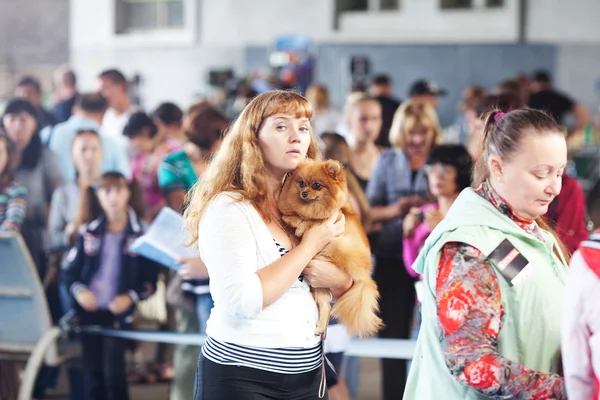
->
63, 209, 158, 319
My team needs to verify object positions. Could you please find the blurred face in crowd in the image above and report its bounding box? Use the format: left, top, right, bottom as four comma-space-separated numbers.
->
258, 113, 311, 179
97, 181, 130, 219
490, 132, 567, 220
72, 131, 103, 178
348, 100, 382, 143
97, 77, 126, 108
2, 112, 37, 151
369, 83, 392, 98
15, 84, 41, 108
405, 123, 435, 157
129, 128, 156, 155
425, 163, 458, 198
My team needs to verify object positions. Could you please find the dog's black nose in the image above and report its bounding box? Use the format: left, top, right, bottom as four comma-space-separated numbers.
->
301, 191, 308, 199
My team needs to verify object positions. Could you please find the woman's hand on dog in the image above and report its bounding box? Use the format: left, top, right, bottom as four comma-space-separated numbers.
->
301, 213, 345, 256
303, 257, 353, 297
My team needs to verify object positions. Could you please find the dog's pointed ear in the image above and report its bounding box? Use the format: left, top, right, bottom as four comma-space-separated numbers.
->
324, 160, 342, 181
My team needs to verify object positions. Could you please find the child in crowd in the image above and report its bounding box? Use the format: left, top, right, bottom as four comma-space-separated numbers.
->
63, 172, 158, 400
0, 135, 27, 232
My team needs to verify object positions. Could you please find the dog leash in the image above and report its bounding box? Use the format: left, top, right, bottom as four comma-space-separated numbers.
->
318, 332, 327, 399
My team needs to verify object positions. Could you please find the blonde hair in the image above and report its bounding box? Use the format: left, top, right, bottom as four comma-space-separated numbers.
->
343, 92, 379, 123
184, 90, 320, 243
389, 100, 441, 149
305, 84, 330, 111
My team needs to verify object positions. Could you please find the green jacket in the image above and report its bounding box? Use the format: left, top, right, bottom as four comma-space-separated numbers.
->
404, 188, 568, 399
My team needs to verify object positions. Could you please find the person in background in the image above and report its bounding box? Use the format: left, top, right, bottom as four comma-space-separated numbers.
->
403, 144, 474, 273
320, 132, 371, 400
528, 70, 590, 132
52, 65, 79, 124
368, 74, 401, 149
97, 69, 139, 150
63, 172, 158, 400
14, 76, 56, 129
46, 129, 103, 399
1, 98, 62, 275
158, 102, 229, 400
346, 94, 383, 192
408, 79, 447, 109
2, 98, 63, 399
0, 133, 27, 400
465, 92, 522, 162
367, 100, 440, 398
405, 108, 570, 399
544, 174, 589, 254
452, 86, 485, 145
495, 79, 528, 110
561, 230, 600, 400
305, 83, 342, 136
42, 92, 130, 181
184, 89, 352, 400
123, 112, 181, 222
0, 134, 27, 232
152, 102, 186, 145
48, 129, 104, 309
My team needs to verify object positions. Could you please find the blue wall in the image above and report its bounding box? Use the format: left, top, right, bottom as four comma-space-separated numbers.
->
245, 43, 558, 126
315, 43, 557, 125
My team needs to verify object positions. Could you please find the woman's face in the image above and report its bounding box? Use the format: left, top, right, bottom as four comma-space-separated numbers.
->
0, 140, 8, 175
491, 133, 567, 220
405, 123, 435, 157
426, 163, 458, 198
97, 183, 130, 218
258, 113, 311, 179
2, 112, 37, 151
348, 100, 382, 143
72, 133, 103, 177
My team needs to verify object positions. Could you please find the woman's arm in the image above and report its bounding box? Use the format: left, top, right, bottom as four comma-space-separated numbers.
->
437, 242, 566, 399
0, 183, 27, 232
198, 196, 343, 318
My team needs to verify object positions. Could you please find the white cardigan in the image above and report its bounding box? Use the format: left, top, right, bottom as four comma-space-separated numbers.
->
198, 192, 320, 349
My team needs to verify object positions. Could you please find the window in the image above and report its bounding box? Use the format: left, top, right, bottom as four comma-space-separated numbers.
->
486, 0, 504, 7
380, 0, 400, 10
441, 0, 504, 9
440, 0, 472, 9
116, 0, 184, 33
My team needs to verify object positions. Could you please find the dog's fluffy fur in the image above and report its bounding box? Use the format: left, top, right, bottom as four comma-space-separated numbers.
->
278, 159, 383, 337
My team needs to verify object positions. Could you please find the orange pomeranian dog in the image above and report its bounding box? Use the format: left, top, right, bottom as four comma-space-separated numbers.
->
278, 159, 383, 338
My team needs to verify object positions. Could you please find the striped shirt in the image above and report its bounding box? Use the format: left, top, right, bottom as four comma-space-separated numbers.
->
202, 239, 322, 374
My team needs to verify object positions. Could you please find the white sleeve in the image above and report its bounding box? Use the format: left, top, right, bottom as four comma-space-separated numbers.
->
561, 251, 594, 400
198, 195, 263, 319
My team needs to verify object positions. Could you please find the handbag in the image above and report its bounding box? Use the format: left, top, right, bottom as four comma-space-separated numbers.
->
166, 272, 196, 314
135, 273, 168, 324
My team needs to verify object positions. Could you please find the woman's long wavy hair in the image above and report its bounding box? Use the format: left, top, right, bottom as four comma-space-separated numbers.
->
184, 90, 320, 243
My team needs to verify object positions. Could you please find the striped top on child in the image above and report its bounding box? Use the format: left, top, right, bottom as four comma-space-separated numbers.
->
0, 181, 27, 232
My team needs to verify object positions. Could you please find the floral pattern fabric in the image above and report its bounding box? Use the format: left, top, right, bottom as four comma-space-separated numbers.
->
436, 181, 566, 399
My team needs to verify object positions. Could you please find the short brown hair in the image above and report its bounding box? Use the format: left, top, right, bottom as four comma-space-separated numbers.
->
183, 104, 229, 151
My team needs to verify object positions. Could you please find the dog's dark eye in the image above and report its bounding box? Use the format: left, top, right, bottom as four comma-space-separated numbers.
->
312, 182, 322, 190
299, 181, 306, 188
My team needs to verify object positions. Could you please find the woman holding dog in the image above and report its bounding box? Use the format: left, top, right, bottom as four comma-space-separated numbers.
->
184, 90, 354, 400
366, 100, 441, 398
404, 108, 569, 399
